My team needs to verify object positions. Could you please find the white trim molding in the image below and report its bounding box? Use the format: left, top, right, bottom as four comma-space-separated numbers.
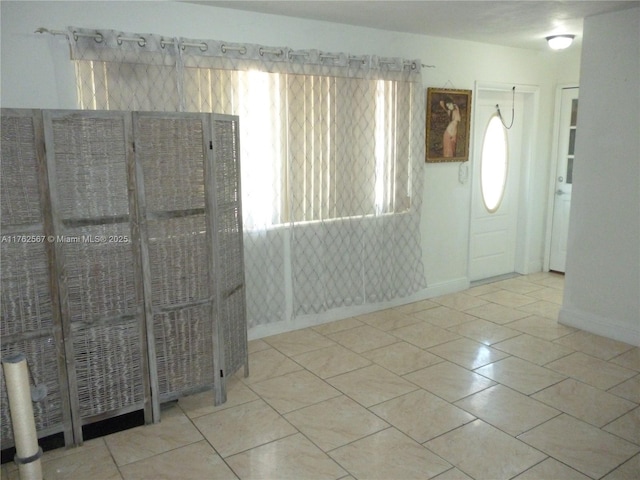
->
559, 307, 640, 347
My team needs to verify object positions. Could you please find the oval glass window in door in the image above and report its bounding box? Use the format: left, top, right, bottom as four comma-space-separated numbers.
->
480, 114, 509, 212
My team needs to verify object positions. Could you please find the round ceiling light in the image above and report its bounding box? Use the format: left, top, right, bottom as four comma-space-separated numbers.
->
546, 34, 575, 50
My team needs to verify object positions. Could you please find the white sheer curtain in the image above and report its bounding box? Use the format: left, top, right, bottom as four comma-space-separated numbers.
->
68, 27, 426, 327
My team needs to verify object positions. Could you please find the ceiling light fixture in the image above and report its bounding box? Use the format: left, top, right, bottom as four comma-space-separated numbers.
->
546, 34, 575, 50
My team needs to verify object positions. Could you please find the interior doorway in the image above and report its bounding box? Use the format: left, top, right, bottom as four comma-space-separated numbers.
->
548, 86, 579, 273
468, 83, 539, 282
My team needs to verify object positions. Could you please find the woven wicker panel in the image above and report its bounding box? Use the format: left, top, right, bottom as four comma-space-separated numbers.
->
219, 288, 247, 377
45, 111, 148, 433
0, 115, 42, 226
153, 305, 214, 399
136, 116, 206, 212
1, 335, 66, 447
71, 320, 145, 417
134, 113, 218, 410
61, 224, 137, 324
1, 238, 53, 336
147, 215, 209, 307
213, 116, 247, 377
50, 115, 129, 219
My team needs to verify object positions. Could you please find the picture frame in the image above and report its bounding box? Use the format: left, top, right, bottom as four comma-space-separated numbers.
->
425, 88, 472, 163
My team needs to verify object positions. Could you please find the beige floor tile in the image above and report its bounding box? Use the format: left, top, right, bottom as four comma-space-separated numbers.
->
39, 437, 106, 463
475, 356, 566, 395
493, 334, 574, 365
227, 433, 346, 480
292, 344, 371, 379
610, 347, 640, 372
105, 405, 203, 466
516, 300, 562, 319
518, 414, 640, 479
455, 384, 560, 436
447, 318, 520, 345
432, 468, 474, 480
39, 441, 122, 480
604, 407, 640, 445
327, 324, 398, 353
193, 399, 297, 458
608, 375, 640, 403
554, 330, 636, 361
247, 339, 271, 353
312, 317, 364, 335
432, 292, 489, 311
391, 322, 461, 348
525, 287, 564, 304
249, 369, 341, 414
284, 395, 389, 451
525, 272, 565, 289
492, 278, 546, 295
242, 348, 303, 384
263, 327, 336, 356
370, 389, 475, 443
178, 375, 258, 418
363, 341, 443, 375
357, 308, 422, 331
119, 441, 237, 480
330, 428, 451, 480
601, 453, 640, 480
404, 361, 495, 402
532, 378, 636, 427
428, 337, 509, 370
546, 352, 637, 390
411, 306, 477, 328
426, 419, 546, 480
479, 289, 538, 308
1, 463, 16, 480
513, 458, 590, 480
507, 315, 576, 341
394, 298, 440, 314
464, 302, 530, 324
465, 283, 502, 297
327, 364, 417, 407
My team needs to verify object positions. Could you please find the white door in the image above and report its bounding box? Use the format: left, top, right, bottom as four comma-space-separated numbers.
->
549, 87, 579, 272
469, 89, 525, 281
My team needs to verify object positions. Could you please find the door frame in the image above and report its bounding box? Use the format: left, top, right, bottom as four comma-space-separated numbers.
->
468, 81, 541, 281
544, 83, 579, 271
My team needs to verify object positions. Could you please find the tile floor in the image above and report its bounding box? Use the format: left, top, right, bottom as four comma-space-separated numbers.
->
2, 272, 639, 480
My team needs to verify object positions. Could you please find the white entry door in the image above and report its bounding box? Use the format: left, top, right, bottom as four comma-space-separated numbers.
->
469, 88, 525, 281
549, 87, 579, 272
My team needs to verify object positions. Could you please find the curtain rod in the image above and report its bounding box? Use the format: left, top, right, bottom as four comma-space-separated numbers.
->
35, 27, 436, 69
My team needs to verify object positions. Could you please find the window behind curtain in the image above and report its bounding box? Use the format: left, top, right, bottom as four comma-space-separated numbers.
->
75, 61, 415, 228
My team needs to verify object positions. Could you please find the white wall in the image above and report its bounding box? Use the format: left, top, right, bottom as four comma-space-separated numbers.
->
1, 1, 580, 333
560, 7, 640, 346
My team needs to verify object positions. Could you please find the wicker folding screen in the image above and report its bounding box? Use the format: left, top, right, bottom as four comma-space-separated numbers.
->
0, 109, 73, 448
43, 110, 151, 443
210, 115, 249, 403
134, 112, 215, 419
134, 113, 248, 414
1, 109, 247, 448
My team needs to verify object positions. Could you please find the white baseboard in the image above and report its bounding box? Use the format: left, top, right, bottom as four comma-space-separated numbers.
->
248, 277, 470, 341
559, 307, 640, 347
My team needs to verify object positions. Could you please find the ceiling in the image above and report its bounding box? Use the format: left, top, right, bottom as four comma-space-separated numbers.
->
184, 1, 639, 51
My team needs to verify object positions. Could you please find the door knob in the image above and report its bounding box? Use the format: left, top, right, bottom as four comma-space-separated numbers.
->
556, 190, 566, 196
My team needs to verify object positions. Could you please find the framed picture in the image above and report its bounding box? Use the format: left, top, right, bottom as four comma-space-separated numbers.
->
426, 88, 472, 162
